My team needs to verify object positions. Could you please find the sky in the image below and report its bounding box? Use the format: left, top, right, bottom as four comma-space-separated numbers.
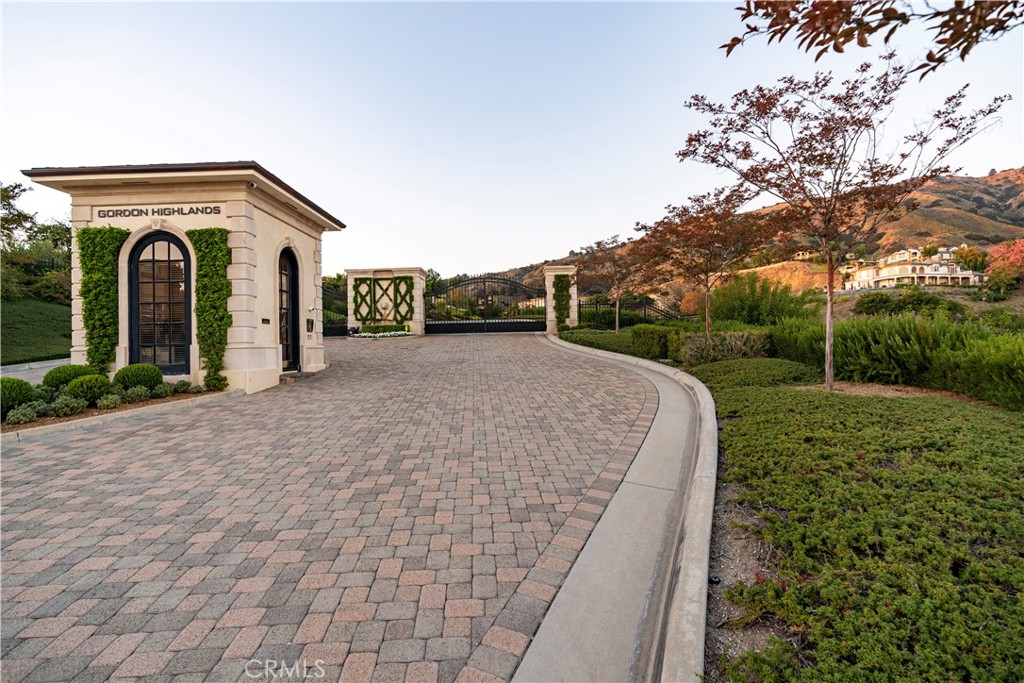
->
3, 2, 1022, 278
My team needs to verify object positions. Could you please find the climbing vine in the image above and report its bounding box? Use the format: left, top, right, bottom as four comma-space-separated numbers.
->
77, 226, 130, 372
554, 274, 572, 328
354, 276, 415, 324
186, 228, 232, 390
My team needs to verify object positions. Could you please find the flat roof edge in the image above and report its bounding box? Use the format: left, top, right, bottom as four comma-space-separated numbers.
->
22, 161, 346, 231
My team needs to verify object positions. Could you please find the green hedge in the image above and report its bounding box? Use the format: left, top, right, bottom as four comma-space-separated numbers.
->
771, 316, 1023, 410
630, 325, 672, 359
558, 328, 635, 355
77, 227, 130, 372
186, 228, 232, 391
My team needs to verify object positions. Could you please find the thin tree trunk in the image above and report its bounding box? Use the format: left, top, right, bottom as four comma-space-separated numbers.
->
704, 287, 712, 341
825, 249, 835, 392
615, 292, 621, 333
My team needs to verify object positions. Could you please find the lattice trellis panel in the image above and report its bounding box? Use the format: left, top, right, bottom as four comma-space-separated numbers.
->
373, 278, 395, 322
353, 277, 375, 323
393, 276, 415, 324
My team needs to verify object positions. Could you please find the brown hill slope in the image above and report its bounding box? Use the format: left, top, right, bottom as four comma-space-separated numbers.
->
495, 169, 1023, 289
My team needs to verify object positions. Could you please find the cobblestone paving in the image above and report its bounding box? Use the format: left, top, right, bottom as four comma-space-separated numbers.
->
1, 334, 657, 683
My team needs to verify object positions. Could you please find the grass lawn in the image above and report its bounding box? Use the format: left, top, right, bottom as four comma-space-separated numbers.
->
1, 298, 72, 365
688, 359, 1024, 682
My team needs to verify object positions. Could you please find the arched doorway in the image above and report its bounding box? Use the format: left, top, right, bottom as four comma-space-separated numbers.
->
129, 232, 191, 375
279, 248, 300, 371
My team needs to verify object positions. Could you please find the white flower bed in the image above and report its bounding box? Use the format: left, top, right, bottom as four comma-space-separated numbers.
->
351, 331, 414, 338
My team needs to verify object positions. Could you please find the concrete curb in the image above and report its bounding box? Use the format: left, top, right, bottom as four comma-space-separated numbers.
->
544, 334, 718, 683
0, 358, 71, 373
1, 390, 244, 444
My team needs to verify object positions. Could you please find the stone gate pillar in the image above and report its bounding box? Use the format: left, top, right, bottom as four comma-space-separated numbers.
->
543, 265, 578, 335
345, 268, 427, 335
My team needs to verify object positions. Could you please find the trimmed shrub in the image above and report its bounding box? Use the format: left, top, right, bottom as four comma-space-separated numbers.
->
113, 364, 163, 390
42, 364, 95, 389
173, 380, 192, 394
189, 384, 206, 394
65, 375, 113, 405
559, 328, 635, 355
6, 404, 37, 424
32, 385, 58, 403
96, 394, 122, 410
123, 386, 151, 403
631, 325, 672, 359
672, 331, 771, 367
51, 395, 87, 417
151, 382, 173, 399
204, 374, 228, 391
1, 377, 34, 418
362, 324, 408, 334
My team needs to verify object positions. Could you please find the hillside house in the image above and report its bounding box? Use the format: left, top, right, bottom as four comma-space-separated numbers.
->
843, 245, 985, 290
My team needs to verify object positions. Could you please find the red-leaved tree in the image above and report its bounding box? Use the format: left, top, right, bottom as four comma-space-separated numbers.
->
575, 235, 647, 333
679, 53, 1008, 390
723, 1, 1024, 76
636, 184, 774, 340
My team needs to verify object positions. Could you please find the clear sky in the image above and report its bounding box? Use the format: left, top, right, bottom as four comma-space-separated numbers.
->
3, 2, 1021, 277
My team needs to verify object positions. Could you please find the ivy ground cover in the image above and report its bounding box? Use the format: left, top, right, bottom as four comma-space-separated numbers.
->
688, 359, 1024, 682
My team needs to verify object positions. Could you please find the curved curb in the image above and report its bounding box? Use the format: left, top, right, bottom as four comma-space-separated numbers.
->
543, 334, 718, 683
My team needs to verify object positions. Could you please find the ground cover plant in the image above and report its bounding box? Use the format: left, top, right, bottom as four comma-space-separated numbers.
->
0, 298, 72, 365
688, 358, 1024, 682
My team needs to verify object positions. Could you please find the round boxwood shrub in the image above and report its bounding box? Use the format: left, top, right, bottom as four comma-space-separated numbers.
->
151, 382, 173, 399
5, 404, 37, 425
1, 377, 35, 419
96, 394, 122, 410
42, 364, 96, 389
65, 375, 113, 406
173, 380, 192, 394
123, 386, 151, 403
113, 364, 164, 390
51, 395, 87, 417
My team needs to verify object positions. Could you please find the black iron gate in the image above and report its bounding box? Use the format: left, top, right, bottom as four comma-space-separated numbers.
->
426, 275, 546, 334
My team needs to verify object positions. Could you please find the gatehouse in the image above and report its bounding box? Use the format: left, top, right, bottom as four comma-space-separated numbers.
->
23, 161, 345, 394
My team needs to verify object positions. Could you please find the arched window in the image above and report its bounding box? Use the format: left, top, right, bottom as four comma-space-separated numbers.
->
129, 233, 191, 375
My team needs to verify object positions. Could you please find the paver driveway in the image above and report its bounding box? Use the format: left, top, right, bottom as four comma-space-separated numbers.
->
1, 334, 657, 683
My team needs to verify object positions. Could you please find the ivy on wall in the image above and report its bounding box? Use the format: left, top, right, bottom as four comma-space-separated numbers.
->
354, 276, 415, 324
77, 226, 130, 372
186, 228, 232, 391
554, 274, 572, 328
393, 276, 414, 324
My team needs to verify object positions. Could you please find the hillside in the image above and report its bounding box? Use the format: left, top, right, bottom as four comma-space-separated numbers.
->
496, 169, 1024, 295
